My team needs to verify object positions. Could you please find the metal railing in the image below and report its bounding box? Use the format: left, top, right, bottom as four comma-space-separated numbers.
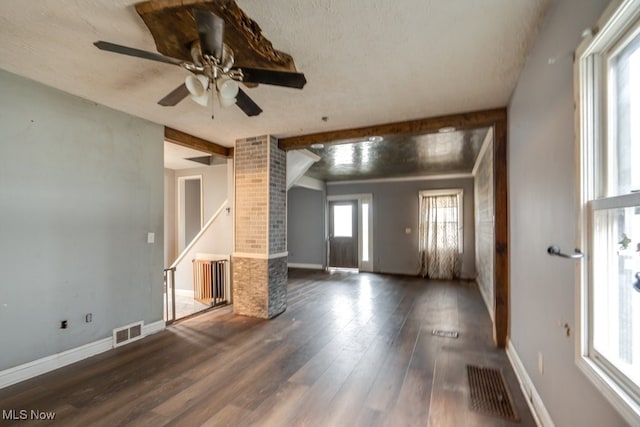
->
163, 267, 176, 324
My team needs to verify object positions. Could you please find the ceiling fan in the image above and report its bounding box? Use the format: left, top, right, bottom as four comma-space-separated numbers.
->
94, 9, 306, 117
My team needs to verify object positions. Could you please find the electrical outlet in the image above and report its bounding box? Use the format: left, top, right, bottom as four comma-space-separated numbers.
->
60, 320, 68, 329
85, 313, 92, 323
538, 352, 544, 375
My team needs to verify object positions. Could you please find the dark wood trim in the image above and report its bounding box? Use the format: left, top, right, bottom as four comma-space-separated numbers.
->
278, 108, 507, 150
493, 114, 509, 348
279, 107, 510, 348
135, 0, 298, 71
164, 127, 232, 158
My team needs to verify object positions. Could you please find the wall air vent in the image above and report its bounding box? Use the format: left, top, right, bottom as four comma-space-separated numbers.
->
112, 321, 145, 348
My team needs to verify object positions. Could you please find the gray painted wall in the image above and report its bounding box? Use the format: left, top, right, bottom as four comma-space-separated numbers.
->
327, 178, 475, 278
0, 70, 164, 371
508, 0, 626, 425
287, 187, 325, 266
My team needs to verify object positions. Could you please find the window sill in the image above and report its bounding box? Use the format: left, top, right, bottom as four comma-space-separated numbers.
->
576, 356, 640, 425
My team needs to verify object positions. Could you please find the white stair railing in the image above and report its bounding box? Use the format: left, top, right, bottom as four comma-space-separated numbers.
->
170, 199, 233, 304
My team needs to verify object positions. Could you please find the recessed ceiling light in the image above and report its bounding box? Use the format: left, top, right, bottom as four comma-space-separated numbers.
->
368, 136, 383, 143
438, 126, 456, 133
310, 143, 324, 149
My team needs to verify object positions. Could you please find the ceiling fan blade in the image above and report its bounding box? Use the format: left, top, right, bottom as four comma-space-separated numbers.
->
194, 9, 224, 61
94, 41, 183, 66
158, 83, 190, 107
238, 67, 307, 89
235, 89, 263, 117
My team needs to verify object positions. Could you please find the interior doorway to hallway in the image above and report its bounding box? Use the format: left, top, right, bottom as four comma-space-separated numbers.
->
327, 194, 373, 272
177, 175, 203, 253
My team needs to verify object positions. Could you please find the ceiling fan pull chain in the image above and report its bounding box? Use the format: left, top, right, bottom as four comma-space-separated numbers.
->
211, 78, 215, 119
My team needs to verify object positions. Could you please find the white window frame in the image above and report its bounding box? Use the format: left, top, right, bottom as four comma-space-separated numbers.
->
418, 188, 464, 253
576, 0, 640, 423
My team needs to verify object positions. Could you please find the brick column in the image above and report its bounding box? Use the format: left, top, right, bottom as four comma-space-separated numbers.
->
232, 135, 287, 318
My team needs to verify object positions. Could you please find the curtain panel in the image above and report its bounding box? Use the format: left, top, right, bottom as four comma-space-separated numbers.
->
418, 194, 461, 279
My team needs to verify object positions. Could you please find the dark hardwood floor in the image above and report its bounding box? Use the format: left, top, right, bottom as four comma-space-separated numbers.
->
0, 270, 535, 426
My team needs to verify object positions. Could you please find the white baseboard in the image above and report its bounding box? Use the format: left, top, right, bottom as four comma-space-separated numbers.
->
0, 337, 112, 390
143, 320, 165, 336
288, 263, 324, 270
0, 319, 166, 390
506, 339, 555, 427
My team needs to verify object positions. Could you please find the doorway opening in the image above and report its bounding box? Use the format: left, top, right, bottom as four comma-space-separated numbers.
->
327, 194, 373, 272
177, 175, 203, 253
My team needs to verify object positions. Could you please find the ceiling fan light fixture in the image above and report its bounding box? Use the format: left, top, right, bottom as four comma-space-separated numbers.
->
190, 92, 210, 107
185, 74, 209, 97
94, 9, 306, 117
186, 74, 210, 106
217, 78, 239, 107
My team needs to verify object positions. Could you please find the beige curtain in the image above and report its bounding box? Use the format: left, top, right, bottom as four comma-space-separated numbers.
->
419, 194, 461, 279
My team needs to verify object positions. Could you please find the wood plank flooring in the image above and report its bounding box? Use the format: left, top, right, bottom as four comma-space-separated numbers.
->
0, 270, 535, 426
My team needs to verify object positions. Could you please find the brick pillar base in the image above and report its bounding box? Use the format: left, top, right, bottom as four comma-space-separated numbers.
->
231, 256, 287, 318
232, 135, 287, 319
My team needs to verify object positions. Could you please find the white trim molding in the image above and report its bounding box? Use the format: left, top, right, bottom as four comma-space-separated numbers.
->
0, 338, 112, 390
232, 251, 288, 260
143, 320, 166, 336
0, 320, 165, 390
506, 340, 555, 427
327, 193, 371, 202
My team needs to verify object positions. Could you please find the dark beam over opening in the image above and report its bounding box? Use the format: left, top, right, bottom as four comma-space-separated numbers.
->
164, 127, 232, 158
277, 108, 507, 151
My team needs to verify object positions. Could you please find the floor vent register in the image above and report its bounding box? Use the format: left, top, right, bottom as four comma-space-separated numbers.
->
466, 365, 518, 421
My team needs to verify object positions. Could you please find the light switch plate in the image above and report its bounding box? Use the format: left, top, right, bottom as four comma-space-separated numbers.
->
147, 232, 155, 244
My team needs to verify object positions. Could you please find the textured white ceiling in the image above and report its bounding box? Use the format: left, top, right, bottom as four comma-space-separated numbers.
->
0, 0, 549, 147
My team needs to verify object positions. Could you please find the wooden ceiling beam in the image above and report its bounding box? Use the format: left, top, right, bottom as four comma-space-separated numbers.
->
278, 108, 507, 151
135, 0, 298, 71
164, 127, 232, 158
